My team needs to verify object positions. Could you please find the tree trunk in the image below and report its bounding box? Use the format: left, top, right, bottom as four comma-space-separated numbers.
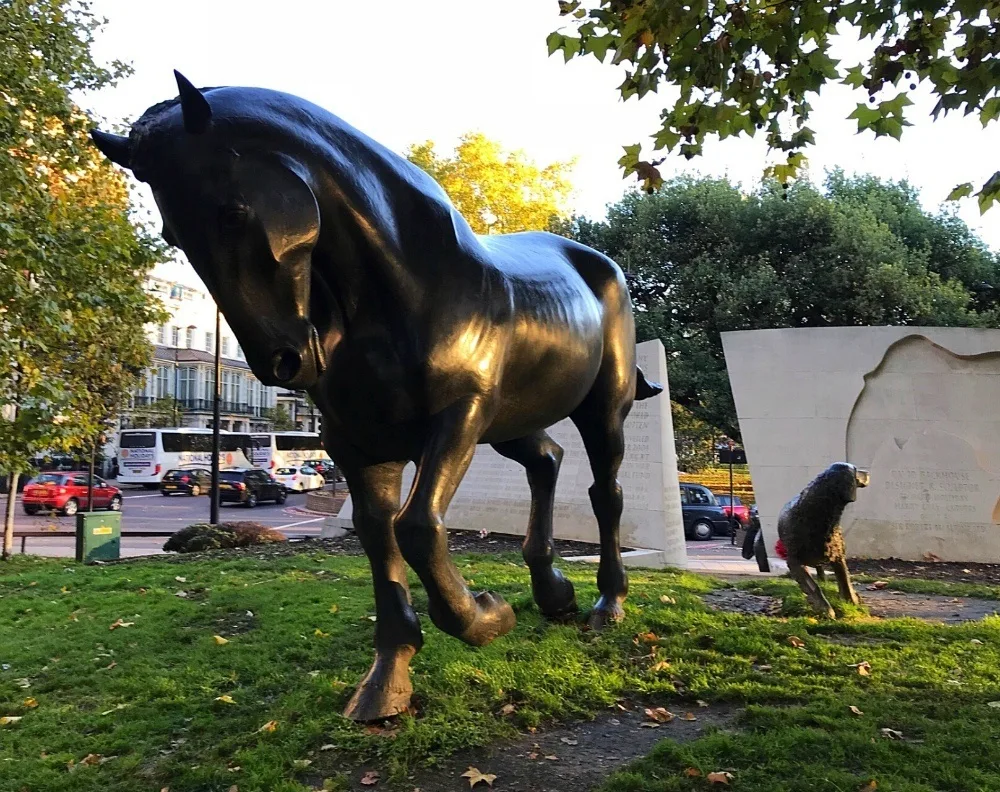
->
3, 471, 19, 560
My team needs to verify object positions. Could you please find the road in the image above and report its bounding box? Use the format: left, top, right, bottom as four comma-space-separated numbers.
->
0, 483, 328, 558
2, 483, 746, 562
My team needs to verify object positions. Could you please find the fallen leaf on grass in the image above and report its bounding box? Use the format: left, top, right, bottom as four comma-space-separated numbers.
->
787, 635, 805, 649
102, 661, 116, 671
987, 701, 1000, 708
329, 604, 339, 614
697, 700, 709, 707
544, 755, 558, 761
636, 632, 659, 644
108, 619, 134, 631
681, 712, 697, 721
227, 786, 238, 792
293, 759, 312, 769
859, 782, 878, 792
644, 707, 675, 723
650, 660, 671, 673
257, 720, 278, 733
100, 703, 128, 715
314, 629, 330, 638
23, 698, 38, 709
0, 716, 22, 726
868, 581, 889, 590
175, 576, 187, 583
849, 705, 864, 716
80, 753, 102, 766
499, 703, 516, 716
923, 552, 942, 563
684, 767, 702, 777
971, 639, 984, 645
527, 752, 539, 760
462, 766, 497, 787
560, 737, 578, 746
639, 722, 661, 728
659, 595, 676, 604
175, 591, 189, 598
851, 661, 872, 676
214, 696, 236, 705
320, 743, 336, 751
213, 635, 230, 645
707, 771, 734, 784
360, 769, 381, 786
879, 728, 904, 740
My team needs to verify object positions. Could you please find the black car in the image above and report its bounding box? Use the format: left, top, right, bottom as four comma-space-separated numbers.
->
218, 468, 287, 507
160, 467, 213, 496
680, 483, 732, 541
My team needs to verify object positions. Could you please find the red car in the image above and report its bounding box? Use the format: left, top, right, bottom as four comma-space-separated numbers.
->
716, 494, 750, 526
22, 472, 123, 516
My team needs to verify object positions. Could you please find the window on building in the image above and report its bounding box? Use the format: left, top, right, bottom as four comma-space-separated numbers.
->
155, 366, 171, 399
169, 284, 183, 300
204, 369, 216, 401
171, 326, 180, 346
206, 331, 214, 351
221, 337, 230, 356
237, 344, 244, 359
157, 325, 166, 345
178, 366, 196, 402
185, 327, 195, 348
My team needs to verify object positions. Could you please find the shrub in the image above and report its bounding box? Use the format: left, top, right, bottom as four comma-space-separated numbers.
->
163, 522, 287, 553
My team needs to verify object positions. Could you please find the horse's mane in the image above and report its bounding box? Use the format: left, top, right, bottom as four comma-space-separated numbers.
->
128, 85, 471, 263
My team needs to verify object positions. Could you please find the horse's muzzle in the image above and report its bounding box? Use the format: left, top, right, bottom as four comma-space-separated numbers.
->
269, 326, 326, 387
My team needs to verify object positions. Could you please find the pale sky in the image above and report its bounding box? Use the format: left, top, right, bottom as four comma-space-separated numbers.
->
83, 0, 999, 289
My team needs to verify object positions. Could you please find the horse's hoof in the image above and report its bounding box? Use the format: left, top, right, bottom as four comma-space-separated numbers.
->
533, 568, 579, 620
587, 596, 626, 630
458, 591, 516, 647
343, 652, 414, 722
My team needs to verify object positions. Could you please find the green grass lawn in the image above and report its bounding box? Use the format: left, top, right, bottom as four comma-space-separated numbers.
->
2, 550, 1000, 792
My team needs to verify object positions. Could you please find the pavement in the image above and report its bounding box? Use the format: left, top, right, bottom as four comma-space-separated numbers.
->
1, 486, 783, 575
0, 482, 328, 558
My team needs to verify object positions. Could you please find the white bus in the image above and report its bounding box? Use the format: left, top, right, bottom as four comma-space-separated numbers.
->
251, 431, 331, 471
117, 428, 256, 486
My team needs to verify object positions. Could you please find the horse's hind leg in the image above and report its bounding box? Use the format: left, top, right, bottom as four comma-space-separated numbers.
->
341, 460, 423, 722
571, 389, 631, 630
493, 431, 578, 619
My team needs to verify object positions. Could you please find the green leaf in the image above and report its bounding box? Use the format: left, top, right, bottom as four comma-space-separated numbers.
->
977, 171, 1000, 214
617, 144, 642, 177
946, 183, 974, 201
561, 36, 582, 62
843, 64, 867, 88
980, 98, 1000, 126
847, 103, 882, 131
585, 34, 617, 62
546, 32, 565, 57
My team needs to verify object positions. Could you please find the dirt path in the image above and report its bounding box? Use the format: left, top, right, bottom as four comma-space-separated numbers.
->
337, 703, 735, 792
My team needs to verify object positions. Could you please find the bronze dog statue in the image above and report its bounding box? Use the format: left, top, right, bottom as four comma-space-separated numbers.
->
776, 463, 869, 618
92, 72, 663, 721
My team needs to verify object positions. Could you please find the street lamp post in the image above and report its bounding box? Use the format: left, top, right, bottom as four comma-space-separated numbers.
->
210, 308, 222, 525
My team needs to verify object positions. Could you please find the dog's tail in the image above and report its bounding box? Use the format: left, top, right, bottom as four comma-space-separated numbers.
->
635, 366, 664, 401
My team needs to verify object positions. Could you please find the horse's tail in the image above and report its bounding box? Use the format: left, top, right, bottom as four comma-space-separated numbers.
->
635, 366, 664, 401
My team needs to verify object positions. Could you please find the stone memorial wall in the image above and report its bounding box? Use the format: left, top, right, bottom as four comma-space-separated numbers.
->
325, 339, 687, 568
722, 327, 1000, 563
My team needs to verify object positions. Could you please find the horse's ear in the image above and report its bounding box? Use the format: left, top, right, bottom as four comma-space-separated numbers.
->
174, 70, 211, 134
90, 129, 132, 168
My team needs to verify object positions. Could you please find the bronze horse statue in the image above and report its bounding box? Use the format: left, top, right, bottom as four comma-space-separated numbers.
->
92, 72, 663, 721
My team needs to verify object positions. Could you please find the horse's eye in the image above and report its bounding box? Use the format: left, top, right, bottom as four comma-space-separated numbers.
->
219, 206, 248, 230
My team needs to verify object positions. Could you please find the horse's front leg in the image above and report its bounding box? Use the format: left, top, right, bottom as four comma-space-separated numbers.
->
394, 396, 516, 646
341, 460, 424, 722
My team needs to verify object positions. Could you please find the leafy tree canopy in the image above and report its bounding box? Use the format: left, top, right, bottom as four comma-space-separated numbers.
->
549, 0, 1000, 212
556, 172, 1000, 437
406, 132, 575, 233
1, 0, 168, 553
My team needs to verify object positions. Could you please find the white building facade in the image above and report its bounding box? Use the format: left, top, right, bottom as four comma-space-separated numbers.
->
120, 273, 320, 434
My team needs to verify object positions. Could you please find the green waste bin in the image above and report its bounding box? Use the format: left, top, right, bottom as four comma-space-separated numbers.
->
76, 511, 122, 563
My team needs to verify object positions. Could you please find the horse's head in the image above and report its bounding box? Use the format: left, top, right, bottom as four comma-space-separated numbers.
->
91, 72, 324, 389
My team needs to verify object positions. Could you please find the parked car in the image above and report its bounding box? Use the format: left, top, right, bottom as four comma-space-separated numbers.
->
679, 483, 732, 540
160, 467, 213, 496
304, 459, 340, 481
716, 494, 750, 526
22, 472, 122, 516
274, 465, 325, 492
218, 468, 287, 507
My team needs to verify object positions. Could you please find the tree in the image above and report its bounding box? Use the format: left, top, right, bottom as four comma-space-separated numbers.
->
405, 132, 575, 233
129, 397, 183, 429
263, 404, 296, 431
559, 173, 1000, 437
549, 0, 1000, 211
1, 0, 167, 556
671, 402, 719, 473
